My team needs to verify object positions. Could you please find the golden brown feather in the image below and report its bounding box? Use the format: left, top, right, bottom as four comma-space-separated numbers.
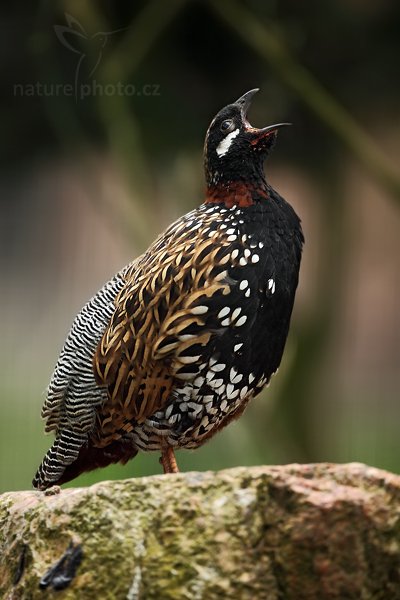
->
93, 214, 234, 448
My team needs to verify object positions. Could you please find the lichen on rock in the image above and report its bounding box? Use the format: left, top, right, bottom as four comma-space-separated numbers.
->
1, 463, 400, 599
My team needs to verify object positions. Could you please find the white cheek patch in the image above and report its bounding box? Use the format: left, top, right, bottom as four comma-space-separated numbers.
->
216, 128, 240, 157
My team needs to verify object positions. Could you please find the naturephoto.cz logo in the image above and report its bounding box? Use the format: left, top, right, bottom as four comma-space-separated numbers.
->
13, 14, 160, 101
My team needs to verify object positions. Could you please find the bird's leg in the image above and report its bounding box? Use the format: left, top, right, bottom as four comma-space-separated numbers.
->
159, 447, 179, 474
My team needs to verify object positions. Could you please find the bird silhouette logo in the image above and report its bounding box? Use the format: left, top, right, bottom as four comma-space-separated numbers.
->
54, 14, 127, 101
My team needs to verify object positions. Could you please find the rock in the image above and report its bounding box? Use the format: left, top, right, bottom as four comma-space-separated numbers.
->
1, 463, 400, 599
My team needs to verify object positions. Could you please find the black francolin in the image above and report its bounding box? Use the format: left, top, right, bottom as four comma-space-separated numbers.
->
33, 89, 304, 489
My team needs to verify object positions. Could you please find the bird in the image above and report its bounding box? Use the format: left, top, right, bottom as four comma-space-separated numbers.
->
33, 89, 304, 490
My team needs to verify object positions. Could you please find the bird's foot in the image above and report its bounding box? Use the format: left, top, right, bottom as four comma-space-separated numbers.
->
44, 485, 61, 496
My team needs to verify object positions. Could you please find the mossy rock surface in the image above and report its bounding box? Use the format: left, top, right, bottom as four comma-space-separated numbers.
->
1, 463, 400, 599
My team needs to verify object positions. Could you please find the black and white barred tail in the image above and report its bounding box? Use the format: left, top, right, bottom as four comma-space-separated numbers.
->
32, 268, 129, 490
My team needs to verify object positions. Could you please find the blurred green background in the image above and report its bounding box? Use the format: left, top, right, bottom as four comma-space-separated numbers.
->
1, 0, 400, 493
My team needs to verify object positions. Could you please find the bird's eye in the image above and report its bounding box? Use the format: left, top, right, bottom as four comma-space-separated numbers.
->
220, 119, 235, 133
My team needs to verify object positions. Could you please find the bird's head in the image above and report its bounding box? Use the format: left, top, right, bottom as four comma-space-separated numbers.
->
204, 89, 289, 190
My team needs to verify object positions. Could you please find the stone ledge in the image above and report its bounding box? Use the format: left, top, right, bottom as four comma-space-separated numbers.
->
1, 463, 400, 599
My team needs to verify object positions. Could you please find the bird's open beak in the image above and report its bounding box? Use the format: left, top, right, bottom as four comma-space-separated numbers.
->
255, 122, 292, 134
234, 88, 260, 118
234, 88, 291, 146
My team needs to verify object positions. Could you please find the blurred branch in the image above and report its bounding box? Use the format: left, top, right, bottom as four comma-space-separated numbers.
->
209, 0, 400, 203
60, 0, 186, 245
96, 0, 186, 243
101, 0, 186, 81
